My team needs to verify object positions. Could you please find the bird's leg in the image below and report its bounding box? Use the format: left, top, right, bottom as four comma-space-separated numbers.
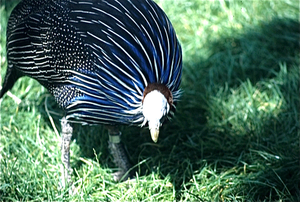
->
107, 126, 132, 181
60, 117, 73, 190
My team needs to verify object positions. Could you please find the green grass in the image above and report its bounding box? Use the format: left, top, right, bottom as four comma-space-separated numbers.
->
1, 0, 299, 201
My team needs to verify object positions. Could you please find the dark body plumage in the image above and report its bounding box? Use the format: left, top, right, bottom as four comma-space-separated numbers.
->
1, 0, 182, 127
1, 0, 182, 186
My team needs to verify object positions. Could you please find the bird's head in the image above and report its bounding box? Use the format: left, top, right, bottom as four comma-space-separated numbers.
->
142, 83, 173, 143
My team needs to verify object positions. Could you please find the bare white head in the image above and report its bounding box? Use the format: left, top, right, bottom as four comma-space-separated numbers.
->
142, 90, 170, 142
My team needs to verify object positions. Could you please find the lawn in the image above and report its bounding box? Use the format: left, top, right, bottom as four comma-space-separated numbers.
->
1, 0, 299, 201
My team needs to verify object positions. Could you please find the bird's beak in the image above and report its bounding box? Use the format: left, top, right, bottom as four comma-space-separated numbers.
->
150, 127, 159, 143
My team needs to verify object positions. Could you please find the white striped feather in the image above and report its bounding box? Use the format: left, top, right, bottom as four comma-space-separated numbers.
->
6, 0, 182, 126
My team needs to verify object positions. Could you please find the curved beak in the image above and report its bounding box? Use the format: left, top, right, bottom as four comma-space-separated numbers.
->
150, 127, 159, 143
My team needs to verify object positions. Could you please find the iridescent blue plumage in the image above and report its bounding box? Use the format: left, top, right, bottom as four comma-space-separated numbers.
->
0, 0, 182, 186
1, 0, 182, 128
63, 0, 182, 126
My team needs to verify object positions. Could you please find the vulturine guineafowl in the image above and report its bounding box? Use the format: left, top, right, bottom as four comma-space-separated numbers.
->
0, 0, 182, 189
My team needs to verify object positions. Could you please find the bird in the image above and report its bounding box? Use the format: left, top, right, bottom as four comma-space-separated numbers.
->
0, 0, 182, 189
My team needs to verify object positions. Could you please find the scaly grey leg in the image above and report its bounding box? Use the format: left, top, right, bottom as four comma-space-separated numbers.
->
60, 117, 73, 189
107, 126, 132, 181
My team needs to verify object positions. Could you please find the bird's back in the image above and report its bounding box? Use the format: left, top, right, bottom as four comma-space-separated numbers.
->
1, 0, 182, 126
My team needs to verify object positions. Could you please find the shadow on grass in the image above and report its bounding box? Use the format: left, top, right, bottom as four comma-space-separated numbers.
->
38, 17, 299, 201
159, 17, 300, 200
